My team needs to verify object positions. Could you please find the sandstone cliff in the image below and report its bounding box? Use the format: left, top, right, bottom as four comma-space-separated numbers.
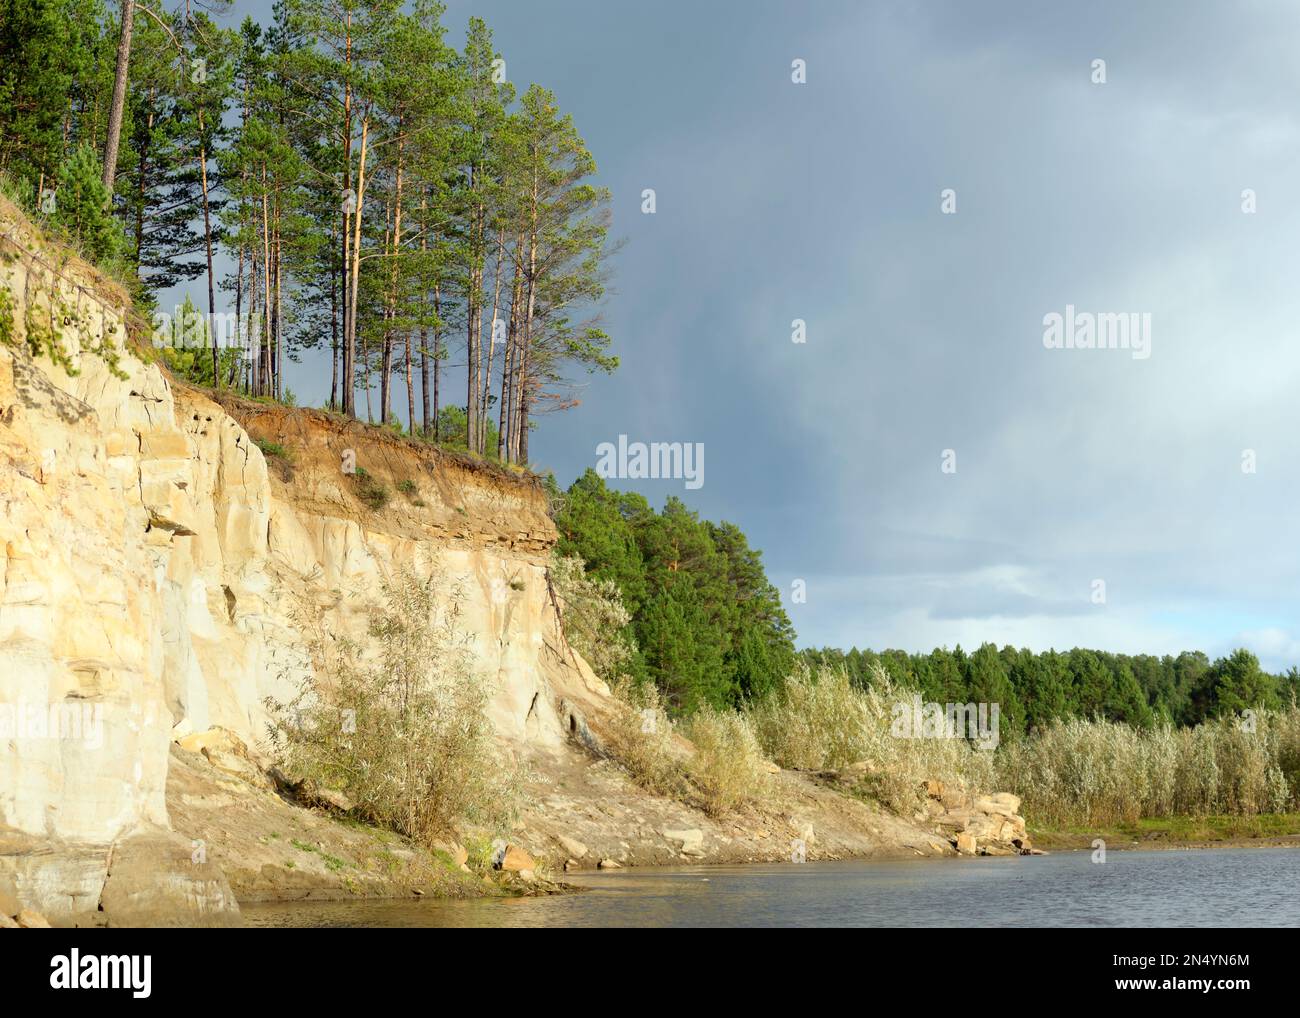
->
0, 196, 610, 923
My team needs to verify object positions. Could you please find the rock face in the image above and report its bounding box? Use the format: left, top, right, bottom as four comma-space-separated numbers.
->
0, 197, 607, 923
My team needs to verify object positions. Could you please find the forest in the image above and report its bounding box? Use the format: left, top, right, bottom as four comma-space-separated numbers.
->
552, 470, 1299, 732
0, 0, 615, 462
551, 469, 798, 713
801, 644, 1300, 735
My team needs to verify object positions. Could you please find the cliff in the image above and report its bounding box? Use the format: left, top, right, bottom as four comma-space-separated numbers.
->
0, 196, 612, 924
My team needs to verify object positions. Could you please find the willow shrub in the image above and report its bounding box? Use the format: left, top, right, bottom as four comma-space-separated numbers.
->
997, 710, 1300, 827
682, 706, 772, 816
265, 568, 521, 847
604, 677, 690, 798
549, 553, 637, 685
748, 664, 996, 813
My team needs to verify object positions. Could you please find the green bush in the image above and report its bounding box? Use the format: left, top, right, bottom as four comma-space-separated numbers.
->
265, 568, 521, 845
253, 437, 291, 461
550, 552, 636, 684
351, 468, 390, 511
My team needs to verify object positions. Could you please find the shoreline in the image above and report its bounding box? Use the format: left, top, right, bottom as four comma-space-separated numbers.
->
236, 833, 1300, 916
1029, 814, 1300, 853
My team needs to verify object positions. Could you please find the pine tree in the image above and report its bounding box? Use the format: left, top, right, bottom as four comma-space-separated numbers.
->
51, 142, 122, 261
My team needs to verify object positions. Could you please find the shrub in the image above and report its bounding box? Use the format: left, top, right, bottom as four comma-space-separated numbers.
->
351, 467, 390, 511
254, 437, 291, 461
749, 664, 995, 813
265, 567, 520, 846
550, 553, 636, 684
603, 676, 688, 797
995, 709, 1300, 827
0, 288, 14, 349
49, 144, 123, 265
748, 663, 872, 771
682, 706, 771, 816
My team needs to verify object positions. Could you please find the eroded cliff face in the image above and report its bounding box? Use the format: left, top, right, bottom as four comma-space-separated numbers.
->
0, 199, 608, 923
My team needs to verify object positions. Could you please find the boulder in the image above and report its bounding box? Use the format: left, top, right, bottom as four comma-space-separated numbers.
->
662, 828, 704, 855
498, 845, 535, 872
935, 809, 973, 830
990, 792, 1022, 813
933, 792, 1031, 856
955, 832, 977, 855
974, 793, 1021, 817
923, 779, 944, 799
0, 913, 19, 929
177, 727, 240, 755
556, 835, 588, 860
597, 858, 621, 869
96, 827, 241, 928
313, 787, 355, 813
202, 749, 267, 787
15, 908, 50, 928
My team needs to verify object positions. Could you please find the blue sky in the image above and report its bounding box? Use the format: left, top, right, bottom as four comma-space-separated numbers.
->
201, 0, 1300, 669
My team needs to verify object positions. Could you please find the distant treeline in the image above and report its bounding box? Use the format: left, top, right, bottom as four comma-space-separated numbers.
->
800, 645, 1300, 733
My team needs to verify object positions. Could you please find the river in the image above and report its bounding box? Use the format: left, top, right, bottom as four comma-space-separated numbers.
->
240, 846, 1300, 927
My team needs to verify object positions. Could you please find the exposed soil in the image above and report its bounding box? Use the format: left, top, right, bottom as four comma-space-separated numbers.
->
511, 741, 960, 870
165, 744, 550, 904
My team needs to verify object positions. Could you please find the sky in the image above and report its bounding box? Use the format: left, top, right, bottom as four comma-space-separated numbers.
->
208, 0, 1300, 670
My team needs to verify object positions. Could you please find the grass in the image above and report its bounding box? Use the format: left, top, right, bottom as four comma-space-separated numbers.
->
998, 709, 1300, 827
254, 437, 291, 461
291, 838, 349, 872
350, 467, 390, 511
1030, 813, 1300, 849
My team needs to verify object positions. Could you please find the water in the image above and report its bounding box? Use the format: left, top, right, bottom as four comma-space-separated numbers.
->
241, 846, 1300, 927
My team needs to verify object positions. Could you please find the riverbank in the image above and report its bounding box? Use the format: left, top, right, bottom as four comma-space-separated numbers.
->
241, 846, 1300, 927
1029, 813, 1300, 851
166, 738, 564, 912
